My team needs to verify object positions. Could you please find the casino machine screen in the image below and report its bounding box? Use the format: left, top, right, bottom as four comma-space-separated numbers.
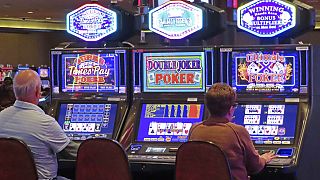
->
143, 52, 205, 92
57, 103, 117, 140
233, 104, 298, 145
230, 49, 299, 93
61, 53, 119, 93
136, 104, 204, 143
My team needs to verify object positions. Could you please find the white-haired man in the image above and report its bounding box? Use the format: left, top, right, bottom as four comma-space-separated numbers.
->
0, 70, 78, 180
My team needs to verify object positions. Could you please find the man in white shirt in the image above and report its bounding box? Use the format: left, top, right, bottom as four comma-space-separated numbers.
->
0, 70, 78, 180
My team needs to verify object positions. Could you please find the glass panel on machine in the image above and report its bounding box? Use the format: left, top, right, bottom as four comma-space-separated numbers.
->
61, 53, 119, 93
57, 103, 118, 140
233, 104, 298, 145
142, 51, 206, 92
230, 49, 300, 93
136, 104, 204, 143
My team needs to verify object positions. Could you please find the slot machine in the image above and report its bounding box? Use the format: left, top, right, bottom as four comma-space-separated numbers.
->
0, 64, 14, 83
16, 64, 30, 74
50, 47, 131, 142
120, 46, 216, 168
219, 44, 311, 178
38, 65, 51, 110
0, 64, 14, 111
49, 47, 131, 178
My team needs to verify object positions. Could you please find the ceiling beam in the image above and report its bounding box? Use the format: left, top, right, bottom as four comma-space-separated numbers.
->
0, 18, 65, 31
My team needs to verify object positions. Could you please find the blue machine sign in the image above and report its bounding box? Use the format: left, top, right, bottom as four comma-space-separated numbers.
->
149, 1, 203, 39
66, 4, 117, 41
237, 0, 296, 37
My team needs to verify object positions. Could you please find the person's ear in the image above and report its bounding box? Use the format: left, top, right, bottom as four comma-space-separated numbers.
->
35, 86, 41, 98
227, 106, 233, 116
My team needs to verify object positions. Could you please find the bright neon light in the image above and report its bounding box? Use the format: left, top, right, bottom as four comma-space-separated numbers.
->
66, 4, 117, 41
237, 0, 296, 37
149, 1, 203, 40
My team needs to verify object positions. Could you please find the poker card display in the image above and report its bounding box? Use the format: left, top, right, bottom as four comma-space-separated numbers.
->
136, 104, 204, 143
233, 104, 298, 145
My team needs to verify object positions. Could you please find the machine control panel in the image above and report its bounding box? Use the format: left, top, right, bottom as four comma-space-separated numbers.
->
259, 148, 294, 166
128, 143, 178, 164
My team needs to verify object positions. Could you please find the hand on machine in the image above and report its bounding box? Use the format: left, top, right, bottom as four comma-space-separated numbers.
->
260, 151, 278, 163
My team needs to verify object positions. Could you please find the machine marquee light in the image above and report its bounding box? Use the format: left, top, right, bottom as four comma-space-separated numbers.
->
237, 0, 296, 37
149, 1, 203, 40
66, 3, 117, 41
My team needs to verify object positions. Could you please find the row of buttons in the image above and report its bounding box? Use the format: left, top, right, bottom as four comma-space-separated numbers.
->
128, 155, 176, 162
267, 158, 292, 166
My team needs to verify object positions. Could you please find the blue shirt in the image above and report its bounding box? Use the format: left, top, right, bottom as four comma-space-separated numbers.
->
0, 100, 70, 180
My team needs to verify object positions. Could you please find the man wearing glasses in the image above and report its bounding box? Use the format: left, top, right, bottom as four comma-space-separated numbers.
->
189, 83, 276, 180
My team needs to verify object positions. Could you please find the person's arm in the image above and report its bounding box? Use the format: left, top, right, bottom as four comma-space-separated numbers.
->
58, 141, 80, 160
42, 116, 71, 154
188, 122, 201, 140
238, 127, 268, 174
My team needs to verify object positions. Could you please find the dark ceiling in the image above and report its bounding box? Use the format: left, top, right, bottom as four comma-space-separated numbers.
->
0, 0, 134, 22
0, 0, 318, 30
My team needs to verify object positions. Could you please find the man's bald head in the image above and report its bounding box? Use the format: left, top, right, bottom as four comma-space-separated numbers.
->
13, 70, 41, 104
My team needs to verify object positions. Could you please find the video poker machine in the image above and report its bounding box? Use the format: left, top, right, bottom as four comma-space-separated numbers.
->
50, 47, 131, 142
38, 65, 51, 102
219, 44, 311, 177
0, 64, 14, 83
120, 46, 216, 165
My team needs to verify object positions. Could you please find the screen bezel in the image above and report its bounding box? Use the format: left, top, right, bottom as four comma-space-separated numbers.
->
51, 48, 129, 96
232, 101, 301, 146
133, 101, 205, 143
139, 47, 208, 93
55, 100, 121, 141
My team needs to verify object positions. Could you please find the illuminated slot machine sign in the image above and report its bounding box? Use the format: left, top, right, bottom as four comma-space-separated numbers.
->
143, 51, 205, 92
149, 1, 203, 39
57, 103, 118, 140
66, 3, 117, 41
233, 103, 298, 145
230, 49, 299, 93
61, 53, 118, 93
38, 68, 49, 79
237, 0, 296, 37
136, 103, 204, 142
16, 66, 30, 74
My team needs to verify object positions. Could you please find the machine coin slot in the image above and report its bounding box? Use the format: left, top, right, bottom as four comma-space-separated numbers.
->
276, 148, 294, 157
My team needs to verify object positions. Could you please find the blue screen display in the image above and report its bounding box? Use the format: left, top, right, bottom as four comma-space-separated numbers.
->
57, 103, 117, 140
136, 104, 204, 143
232, 104, 298, 145
61, 53, 119, 93
230, 49, 299, 93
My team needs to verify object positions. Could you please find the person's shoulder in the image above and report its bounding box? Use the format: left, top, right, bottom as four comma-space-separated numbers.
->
190, 122, 203, 130
228, 122, 248, 133
32, 111, 56, 123
192, 122, 202, 127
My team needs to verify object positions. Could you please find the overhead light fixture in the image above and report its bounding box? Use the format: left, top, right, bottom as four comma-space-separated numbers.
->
45, 17, 52, 20
27, 11, 34, 14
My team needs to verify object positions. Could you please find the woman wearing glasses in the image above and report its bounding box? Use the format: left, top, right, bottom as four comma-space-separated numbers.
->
189, 83, 276, 180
